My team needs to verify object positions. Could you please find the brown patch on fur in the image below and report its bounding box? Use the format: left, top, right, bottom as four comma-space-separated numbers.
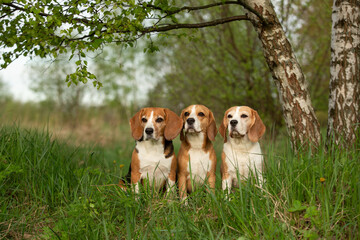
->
207, 111, 217, 141
129, 109, 144, 140
220, 151, 229, 180
248, 109, 266, 143
164, 108, 183, 140
168, 155, 177, 182
130, 149, 141, 184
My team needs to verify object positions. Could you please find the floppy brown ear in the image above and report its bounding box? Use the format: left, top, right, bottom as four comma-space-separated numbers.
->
179, 109, 185, 141
207, 111, 217, 141
219, 113, 228, 143
164, 108, 183, 140
129, 109, 144, 140
248, 110, 266, 143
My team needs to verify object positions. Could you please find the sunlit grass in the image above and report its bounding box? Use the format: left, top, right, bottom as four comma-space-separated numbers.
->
0, 125, 359, 239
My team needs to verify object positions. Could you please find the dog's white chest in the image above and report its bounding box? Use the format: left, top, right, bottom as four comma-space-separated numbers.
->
136, 140, 171, 186
223, 138, 263, 178
185, 132, 212, 183
187, 149, 211, 183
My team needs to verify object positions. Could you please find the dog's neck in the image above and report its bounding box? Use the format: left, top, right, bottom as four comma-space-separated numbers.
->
227, 134, 255, 151
136, 137, 173, 158
186, 132, 205, 149
136, 137, 164, 153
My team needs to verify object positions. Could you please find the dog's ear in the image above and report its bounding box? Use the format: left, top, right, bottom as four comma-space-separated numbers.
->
129, 109, 144, 140
164, 108, 183, 141
179, 109, 186, 141
207, 110, 217, 141
248, 110, 266, 143
219, 111, 228, 143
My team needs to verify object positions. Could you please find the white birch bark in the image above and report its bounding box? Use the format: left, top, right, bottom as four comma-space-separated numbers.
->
242, 0, 321, 150
328, 0, 360, 147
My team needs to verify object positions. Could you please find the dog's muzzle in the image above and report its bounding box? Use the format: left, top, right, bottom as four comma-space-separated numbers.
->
185, 126, 201, 134
230, 129, 245, 138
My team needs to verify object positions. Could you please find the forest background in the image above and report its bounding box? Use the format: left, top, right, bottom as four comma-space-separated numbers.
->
0, 0, 331, 148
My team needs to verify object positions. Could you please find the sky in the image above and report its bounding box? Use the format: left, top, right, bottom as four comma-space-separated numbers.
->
0, 56, 38, 102
0, 53, 155, 104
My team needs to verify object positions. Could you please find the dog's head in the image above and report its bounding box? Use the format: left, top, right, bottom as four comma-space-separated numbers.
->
219, 106, 265, 143
130, 108, 183, 141
180, 104, 217, 141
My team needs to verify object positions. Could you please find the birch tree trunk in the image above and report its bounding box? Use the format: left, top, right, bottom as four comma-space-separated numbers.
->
327, 0, 360, 147
242, 0, 321, 150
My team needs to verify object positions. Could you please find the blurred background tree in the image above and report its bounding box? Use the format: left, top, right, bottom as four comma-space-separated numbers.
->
29, 58, 88, 126
146, 0, 332, 130
92, 44, 142, 122
22, 44, 145, 135
147, 11, 282, 130
0, 0, 334, 145
0, 77, 11, 104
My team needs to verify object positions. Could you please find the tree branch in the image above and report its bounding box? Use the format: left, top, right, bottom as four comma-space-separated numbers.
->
3, 1, 265, 27
142, 15, 249, 33
145, 0, 268, 25
67, 15, 249, 41
237, 0, 268, 24
145, 1, 241, 14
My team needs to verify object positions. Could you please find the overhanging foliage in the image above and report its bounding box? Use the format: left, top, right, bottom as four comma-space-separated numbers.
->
1, 0, 258, 88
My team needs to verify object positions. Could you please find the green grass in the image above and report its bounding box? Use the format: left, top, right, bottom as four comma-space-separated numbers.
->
0, 125, 359, 239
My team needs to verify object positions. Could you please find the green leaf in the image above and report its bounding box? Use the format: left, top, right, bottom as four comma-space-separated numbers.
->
304, 206, 318, 218
92, 39, 103, 48
288, 200, 307, 213
170, 15, 178, 24
301, 230, 319, 240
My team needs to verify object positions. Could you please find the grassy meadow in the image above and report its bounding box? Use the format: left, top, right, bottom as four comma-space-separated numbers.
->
0, 102, 359, 239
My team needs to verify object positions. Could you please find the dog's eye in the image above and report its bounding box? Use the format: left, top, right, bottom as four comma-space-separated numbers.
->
184, 112, 190, 117
227, 114, 232, 118
198, 112, 205, 117
141, 118, 147, 123
241, 114, 248, 118
156, 118, 163, 123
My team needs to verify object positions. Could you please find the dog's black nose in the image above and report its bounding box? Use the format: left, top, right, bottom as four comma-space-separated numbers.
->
145, 128, 154, 135
230, 120, 238, 127
187, 118, 195, 125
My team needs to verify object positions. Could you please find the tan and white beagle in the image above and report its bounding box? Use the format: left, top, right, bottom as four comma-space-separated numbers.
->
177, 105, 217, 201
128, 107, 183, 194
219, 106, 266, 194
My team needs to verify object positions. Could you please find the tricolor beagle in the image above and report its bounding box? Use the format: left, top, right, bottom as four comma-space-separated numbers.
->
177, 105, 217, 201
128, 107, 183, 194
219, 106, 266, 194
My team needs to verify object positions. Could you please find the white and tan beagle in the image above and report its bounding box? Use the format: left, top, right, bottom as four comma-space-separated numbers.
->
127, 107, 183, 194
219, 106, 266, 194
177, 105, 217, 201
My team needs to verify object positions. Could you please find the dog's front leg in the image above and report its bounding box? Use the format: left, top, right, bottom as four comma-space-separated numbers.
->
222, 176, 232, 197
167, 155, 177, 194
206, 172, 216, 194
131, 172, 141, 195
178, 174, 188, 202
